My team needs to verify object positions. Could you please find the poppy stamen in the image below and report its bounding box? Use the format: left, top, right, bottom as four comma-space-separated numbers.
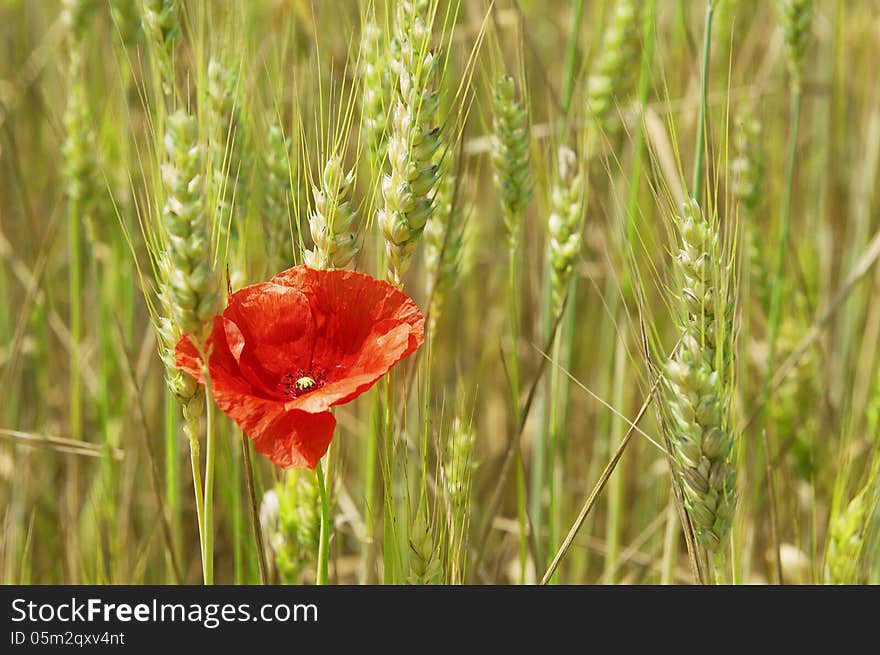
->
280, 369, 325, 399
296, 376, 316, 391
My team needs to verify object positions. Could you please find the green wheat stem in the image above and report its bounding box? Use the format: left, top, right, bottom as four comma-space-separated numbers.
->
762, 88, 803, 422
315, 457, 331, 586
95, 255, 117, 577
757, 91, 803, 583
603, 329, 627, 583
68, 184, 83, 414
230, 430, 244, 584
710, 548, 728, 585
66, 177, 83, 584
382, 372, 398, 584
202, 384, 215, 585
610, 0, 657, 582
362, 190, 389, 584
188, 432, 206, 583
545, 326, 563, 582
508, 236, 528, 582
545, 200, 583, 584
691, 0, 715, 202
359, 394, 380, 583
660, 498, 679, 584
164, 388, 181, 580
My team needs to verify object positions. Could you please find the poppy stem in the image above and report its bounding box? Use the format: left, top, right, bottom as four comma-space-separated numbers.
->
241, 431, 268, 584
315, 458, 331, 585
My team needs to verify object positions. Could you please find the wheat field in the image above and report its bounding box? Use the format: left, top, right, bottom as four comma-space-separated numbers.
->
0, 0, 878, 585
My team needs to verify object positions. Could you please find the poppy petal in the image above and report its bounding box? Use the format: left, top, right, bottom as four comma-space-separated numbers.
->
175, 328, 334, 469
270, 266, 425, 413
251, 409, 337, 469
211, 381, 336, 469
223, 282, 316, 388
285, 321, 419, 413
175, 317, 254, 397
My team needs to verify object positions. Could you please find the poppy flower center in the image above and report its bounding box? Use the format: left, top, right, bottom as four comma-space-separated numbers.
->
279, 369, 325, 399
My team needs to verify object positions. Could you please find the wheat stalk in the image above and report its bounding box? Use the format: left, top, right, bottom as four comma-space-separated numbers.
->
586, 0, 641, 135
547, 146, 585, 314
662, 199, 737, 575
360, 14, 390, 171
407, 507, 441, 584
207, 58, 248, 249
262, 472, 322, 584
423, 161, 466, 330
378, 0, 442, 287
263, 124, 293, 269
305, 154, 359, 271
778, 0, 813, 91
491, 74, 532, 238
824, 485, 869, 584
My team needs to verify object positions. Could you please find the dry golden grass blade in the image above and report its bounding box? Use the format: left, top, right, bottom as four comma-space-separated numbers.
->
541, 373, 661, 585
0, 428, 122, 460
746, 225, 880, 435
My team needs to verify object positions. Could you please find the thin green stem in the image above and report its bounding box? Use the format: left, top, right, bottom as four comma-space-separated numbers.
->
545, 333, 562, 580
531, 240, 555, 570
606, 0, 657, 583
382, 372, 398, 584
202, 385, 215, 585
165, 390, 181, 580
229, 428, 244, 584
757, 89, 803, 586
187, 430, 206, 583
691, 0, 715, 202
360, 394, 380, 583
710, 548, 727, 585
660, 497, 679, 584
315, 458, 331, 586
240, 431, 268, 584
763, 88, 803, 414
603, 328, 627, 583
66, 186, 83, 583
507, 236, 527, 582
558, 0, 585, 138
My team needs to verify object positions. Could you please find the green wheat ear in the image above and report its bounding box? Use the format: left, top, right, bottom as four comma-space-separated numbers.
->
155, 110, 221, 440
360, 16, 390, 169
263, 124, 294, 270
586, 0, 641, 135
141, 0, 180, 94
423, 161, 466, 330
62, 56, 100, 246
443, 417, 477, 513
379, 0, 442, 287
731, 111, 764, 214
732, 111, 769, 306
825, 485, 870, 584
407, 508, 441, 584
305, 154, 359, 271
263, 472, 322, 584
663, 198, 737, 553
141, 0, 181, 48
778, 0, 813, 90
207, 58, 248, 244
547, 146, 585, 314
110, 0, 142, 48
491, 74, 532, 238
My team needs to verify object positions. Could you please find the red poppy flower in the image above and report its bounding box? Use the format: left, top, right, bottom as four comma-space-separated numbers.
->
175, 265, 424, 469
